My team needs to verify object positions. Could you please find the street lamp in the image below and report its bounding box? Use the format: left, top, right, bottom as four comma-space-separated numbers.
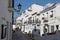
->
14, 4, 22, 12
8, 3, 22, 12
18, 4, 22, 9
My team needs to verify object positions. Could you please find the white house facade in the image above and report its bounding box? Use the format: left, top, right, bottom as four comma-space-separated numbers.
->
16, 3, 60, 36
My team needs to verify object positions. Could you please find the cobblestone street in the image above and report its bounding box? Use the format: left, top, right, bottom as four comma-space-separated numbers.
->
12, 30, 60, 40
12, 30, 42, 40
12, 30, 30, 40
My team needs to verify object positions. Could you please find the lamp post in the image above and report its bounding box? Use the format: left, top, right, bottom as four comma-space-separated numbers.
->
8, 1, 22, 24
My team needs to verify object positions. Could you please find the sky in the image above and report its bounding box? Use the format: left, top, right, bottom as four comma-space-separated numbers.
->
14, 0, 60, 17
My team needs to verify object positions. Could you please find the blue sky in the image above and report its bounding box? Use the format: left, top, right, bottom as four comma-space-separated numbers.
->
14, 0, 60, 17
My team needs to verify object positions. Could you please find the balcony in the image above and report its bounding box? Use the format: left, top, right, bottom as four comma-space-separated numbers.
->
43, 19, 48, 22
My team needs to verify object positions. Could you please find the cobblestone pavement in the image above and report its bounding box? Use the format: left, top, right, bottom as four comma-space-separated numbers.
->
34, 35, 42, 40
12, 30, 60, 40
12, 30, 31, 40
12, 30, 41, 40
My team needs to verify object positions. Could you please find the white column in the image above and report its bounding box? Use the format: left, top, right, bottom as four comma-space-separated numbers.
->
40, 24, 44, 36
54, 24, 56, 31
49, 25, 51, 33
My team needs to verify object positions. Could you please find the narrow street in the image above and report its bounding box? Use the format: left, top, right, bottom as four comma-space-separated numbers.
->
12, 30, 31, 40
12, 30, 60, 40
12, 30, 42, 40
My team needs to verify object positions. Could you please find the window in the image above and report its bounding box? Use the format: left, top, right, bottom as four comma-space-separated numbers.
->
50, 10, 53, 18
50, 14, 53, 18
37, 24, 40, 26
1, 24, 6, 39
35, 19, 37, 23
28, 20, 32, 24
56, 25, 59, 30
46, 12, 48, 14
44, 27, 47, 33
51, 25, 54, 33
51, 11, 53, 13
28, 17, 32, 24
42, 17, 45, 20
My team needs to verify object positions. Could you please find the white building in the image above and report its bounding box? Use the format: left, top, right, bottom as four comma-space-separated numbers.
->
16, 3, 60, 36
0, 0, 13, 40
16, 4, 43, 33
